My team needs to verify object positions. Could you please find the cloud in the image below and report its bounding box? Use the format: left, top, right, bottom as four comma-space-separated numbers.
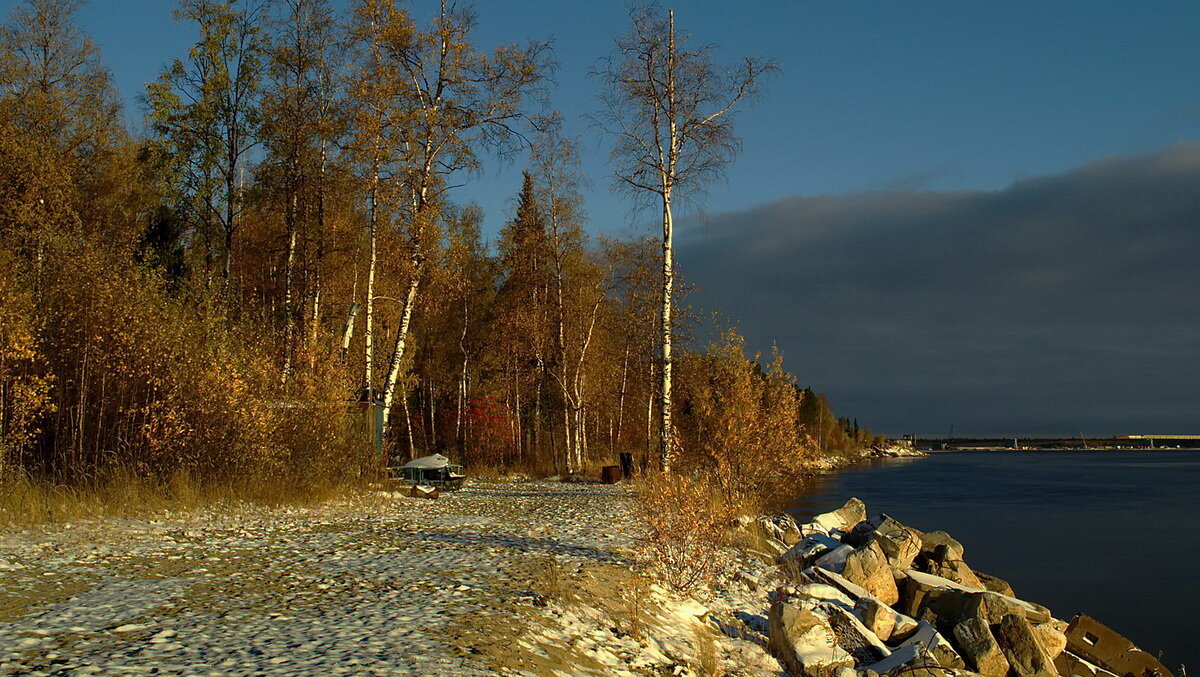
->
677, 143, 1200, 436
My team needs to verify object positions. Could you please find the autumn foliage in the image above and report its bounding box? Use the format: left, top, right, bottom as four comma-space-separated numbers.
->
0, 0, 878, 511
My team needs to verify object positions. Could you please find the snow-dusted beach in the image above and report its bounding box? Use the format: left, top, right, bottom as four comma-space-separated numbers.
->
0, 482, 780, 676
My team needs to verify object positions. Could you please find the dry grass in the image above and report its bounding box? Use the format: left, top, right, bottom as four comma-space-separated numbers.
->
618, 571, 650, 640
0, 467, 357, 526
534, 552, 562, 602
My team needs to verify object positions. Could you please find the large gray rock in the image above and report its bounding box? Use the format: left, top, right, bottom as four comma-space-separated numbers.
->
919, 530, 965, 562
921, 588, 989, 631
778, 532, 843, 572
896, 620, 965, 669
800, 566, 872, 601
854, 596, 895, 641
996, 613, 1057, 677
790, 583, 856, 610
872, 516, 923, 569
840, 541, 899, 606
899, 570, 1051, 626
841, 515, 881, 548
1031, 622, 1066, 659
980, 591, 1052, 625
768, 595, 854, 675
758, 514, 803, 547
811, 497, 868, 534
975, 570, 1016, 596
813, 544, 855, 574
897, 569, 955, 618
930, 558, 985, 589
953, 617, 1010, 676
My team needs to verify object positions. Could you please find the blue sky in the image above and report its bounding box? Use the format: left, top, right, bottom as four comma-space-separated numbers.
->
8, 0, 1200, 435
30, 1, 1200, 233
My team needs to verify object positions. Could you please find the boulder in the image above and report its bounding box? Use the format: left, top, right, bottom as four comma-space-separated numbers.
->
841, 515, 882, 548
980, 591, 1052, 625
898, 569, 956, 617
872, 516, 923, 569
860, 645, 920, 674
813, 544, 855, 574
768, 596, 854, 675
811, 497, 868, 534
778, 532, 842, 571
931, 559, 985, 589
1063, 614, 1172, 677
953, 617, 1010, 676
919, 531, 965, 562
1031, 622, 1067, 659
758, 514, 803, 547
791, 583, 856, 610
921, 588, 989, 631
797, 520, 830, 538
840, 541, 899, 606
975, 570, 1016, 597
899, 570, 1050, 625
854, 596, 895, 641
891, 610, 920, 642
896, 620, 966, 669
800, 566, 872, 601
995, 614, 1056, 677
827, 607, 890, 665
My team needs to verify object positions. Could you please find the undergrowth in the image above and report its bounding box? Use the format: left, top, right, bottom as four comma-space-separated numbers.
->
0, 467, 359, 525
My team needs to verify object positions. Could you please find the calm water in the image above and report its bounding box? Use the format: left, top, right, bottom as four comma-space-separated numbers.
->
790, 450, 1198, 668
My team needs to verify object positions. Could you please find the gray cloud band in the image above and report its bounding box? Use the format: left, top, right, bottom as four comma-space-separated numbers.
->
678, 142, 1200, 436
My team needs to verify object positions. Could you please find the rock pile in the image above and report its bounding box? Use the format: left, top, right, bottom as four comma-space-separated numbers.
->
745, 498, 1173, 677
862, 443, 928, 459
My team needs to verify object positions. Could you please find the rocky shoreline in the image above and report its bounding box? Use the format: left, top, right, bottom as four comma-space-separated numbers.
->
0, 480, 1178, 676
745, 497, 1174, 676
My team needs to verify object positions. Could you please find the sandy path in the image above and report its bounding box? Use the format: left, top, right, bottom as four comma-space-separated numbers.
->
0, 482, 637, 676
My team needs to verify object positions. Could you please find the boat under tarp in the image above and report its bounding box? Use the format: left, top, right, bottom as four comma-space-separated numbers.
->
392, 453, 465, 489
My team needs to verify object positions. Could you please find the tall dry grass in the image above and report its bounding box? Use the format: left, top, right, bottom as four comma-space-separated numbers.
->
0, 463, 359, 526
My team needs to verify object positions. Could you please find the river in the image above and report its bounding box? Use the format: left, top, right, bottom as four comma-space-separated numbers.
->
790, 450, 1195, 668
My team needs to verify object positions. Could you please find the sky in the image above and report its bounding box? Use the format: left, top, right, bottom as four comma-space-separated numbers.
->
8, 0, 1200, 437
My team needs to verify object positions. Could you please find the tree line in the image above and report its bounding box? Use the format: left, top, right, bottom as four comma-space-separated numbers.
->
0, 0, 882, 496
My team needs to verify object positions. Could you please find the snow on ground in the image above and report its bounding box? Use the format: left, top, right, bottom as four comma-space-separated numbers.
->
0, 481, 780, 676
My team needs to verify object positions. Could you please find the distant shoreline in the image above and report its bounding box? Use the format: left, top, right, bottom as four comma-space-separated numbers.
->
901, 435, 1200, 452
922, 446, 1200, 453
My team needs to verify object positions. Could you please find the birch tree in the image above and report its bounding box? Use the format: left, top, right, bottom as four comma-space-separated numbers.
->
147, 0, 266, 289
349, 0, 551, 435
595, 3, 775, 473
260, 0, 345, 380
529, 116, 598, 472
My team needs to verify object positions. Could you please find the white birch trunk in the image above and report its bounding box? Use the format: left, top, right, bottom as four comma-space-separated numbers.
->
364, 164, 379, 395
282, 190, 298, 383
658, 192, 675, 473
379, 267, 420, 425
